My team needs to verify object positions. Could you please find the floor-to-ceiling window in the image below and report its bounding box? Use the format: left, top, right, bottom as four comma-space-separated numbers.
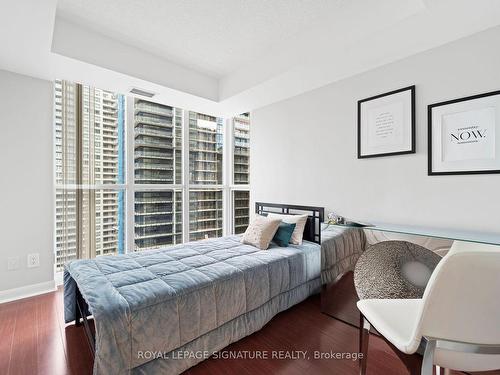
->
132, 99, 183, 250
54, 80, 250, 273
188, 111, 224, 241
54, 80, 125, 272
232, 113, 250, 234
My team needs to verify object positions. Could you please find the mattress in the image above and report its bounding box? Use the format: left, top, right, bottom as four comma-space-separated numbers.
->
64, 235, 320, 374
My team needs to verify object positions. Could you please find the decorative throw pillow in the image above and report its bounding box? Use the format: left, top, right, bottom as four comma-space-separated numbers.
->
266, 213, 308, 245
272, 222, 296, 247
241, 215, 282, 250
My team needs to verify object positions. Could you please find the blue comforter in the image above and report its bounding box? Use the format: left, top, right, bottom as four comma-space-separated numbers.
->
64, 235, 320, 374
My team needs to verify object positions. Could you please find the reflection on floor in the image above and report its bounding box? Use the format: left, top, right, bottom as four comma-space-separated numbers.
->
1, 288, 499, 375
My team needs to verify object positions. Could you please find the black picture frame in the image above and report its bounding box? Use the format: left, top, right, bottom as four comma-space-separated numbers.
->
357, 85, 416, 158
428, 89, 500, 176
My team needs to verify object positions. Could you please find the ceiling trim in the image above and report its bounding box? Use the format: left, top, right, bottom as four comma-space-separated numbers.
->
2, 0, 500, 117
52, 17, 219, 101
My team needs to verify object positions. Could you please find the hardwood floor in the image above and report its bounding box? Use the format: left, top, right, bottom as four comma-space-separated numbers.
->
321, 272, 361, 328
0, 288, 498, 375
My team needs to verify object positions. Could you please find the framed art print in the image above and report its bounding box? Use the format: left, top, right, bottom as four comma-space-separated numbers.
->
358, 85, 415, 158
428, 89, 500, 175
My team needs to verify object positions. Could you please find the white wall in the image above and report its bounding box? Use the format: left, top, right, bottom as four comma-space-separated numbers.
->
0, 70, 54, 295
52, 17, 219, 102
251, 26, 500, 233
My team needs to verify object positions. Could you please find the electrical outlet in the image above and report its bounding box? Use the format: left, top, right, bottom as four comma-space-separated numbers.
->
7, 256, 19, 270
27, 253, 40, 268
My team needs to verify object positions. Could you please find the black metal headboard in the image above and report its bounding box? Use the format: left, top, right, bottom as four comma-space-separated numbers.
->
255, 202, 325, 244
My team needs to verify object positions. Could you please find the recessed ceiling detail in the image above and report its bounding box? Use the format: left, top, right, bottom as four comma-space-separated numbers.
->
2, 0, 500, 116
56, 0, 348, 78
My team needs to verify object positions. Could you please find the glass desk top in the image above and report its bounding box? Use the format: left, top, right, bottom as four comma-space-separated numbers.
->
332, 222, 500, 246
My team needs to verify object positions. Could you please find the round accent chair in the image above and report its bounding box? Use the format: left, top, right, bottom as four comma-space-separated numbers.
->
354, 240, 442, 300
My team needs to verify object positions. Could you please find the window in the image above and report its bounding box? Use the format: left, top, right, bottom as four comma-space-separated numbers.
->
132, 99, 183, 251
134, 190, 182, 250
233, 190, 250, 234
233, 113, 250, 185
188, 111, 224, 240
230, 113, 250, 233
54, 80, 125, 272
189, 111, 223, 185
189, 189, 223, 241
134, 99, 182, 185
55, 80, 250, 273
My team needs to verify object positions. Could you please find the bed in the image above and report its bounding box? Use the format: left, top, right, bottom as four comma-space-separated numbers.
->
64, 202, 324, 374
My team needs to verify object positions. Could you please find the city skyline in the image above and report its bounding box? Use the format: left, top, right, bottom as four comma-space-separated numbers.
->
54, 80, 249, 271
133, 99, 184, 250
233, 113, 250, 234
54, 80, 125, 271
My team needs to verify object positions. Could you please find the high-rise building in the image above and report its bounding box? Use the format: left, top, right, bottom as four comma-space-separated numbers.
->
54, 80, 124, 271
233, 191, 250, 234
133, 99, 183, 250
189, 111, 224, 241
54, 81, 77, 270
55, 84, 250, 268
233, 113, 250, 234
233, 113, 250, 184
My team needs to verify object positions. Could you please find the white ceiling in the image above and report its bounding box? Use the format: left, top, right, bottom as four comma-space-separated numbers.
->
2, 0, 500, 116
57, 0, 346, 78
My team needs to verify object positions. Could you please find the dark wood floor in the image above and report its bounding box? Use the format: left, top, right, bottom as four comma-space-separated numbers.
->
0, 288, 497, 375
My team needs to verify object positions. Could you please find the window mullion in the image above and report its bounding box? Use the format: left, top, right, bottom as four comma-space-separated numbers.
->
125, 96, 136, 253
182, 110, 190, 243
223, 118, 233, 236
229, 185, 250, 191
134, 184, 184, 190
56, 78, 250, 266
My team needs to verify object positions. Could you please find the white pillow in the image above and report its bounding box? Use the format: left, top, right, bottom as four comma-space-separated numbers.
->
241, 215, 281, 250
266, 213, 308, 245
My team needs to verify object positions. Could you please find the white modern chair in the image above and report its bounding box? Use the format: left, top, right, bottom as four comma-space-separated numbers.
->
357, 240, 500, 375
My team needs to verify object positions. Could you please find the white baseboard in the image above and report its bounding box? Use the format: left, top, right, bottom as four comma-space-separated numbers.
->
0, 280, 56, 304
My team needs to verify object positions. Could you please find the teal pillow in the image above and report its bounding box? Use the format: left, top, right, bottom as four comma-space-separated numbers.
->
272, 222, 296, 247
